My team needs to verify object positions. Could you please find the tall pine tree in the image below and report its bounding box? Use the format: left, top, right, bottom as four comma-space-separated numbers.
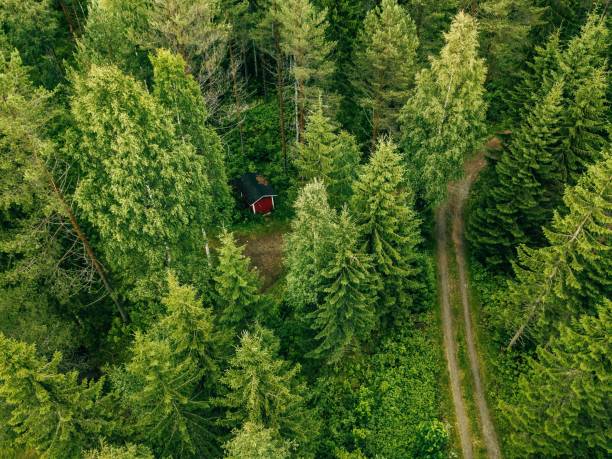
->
309, 208, 377, 364
284, 180, 337, 310
350, 139, 424, 323
468, 81, 565, 267
110, 332, 216, 458
274, 0, 335, 141
157, 272, 219, 381
67, 64, 213, 305
352, 0, 419, 143
0, 333, 106, 458
400, 11, 487, 205
220, 326, 318, 454
505, 150, 611, 348
213, 229, 262, 331
294, 97, 361, 208
503, 300, 611, 458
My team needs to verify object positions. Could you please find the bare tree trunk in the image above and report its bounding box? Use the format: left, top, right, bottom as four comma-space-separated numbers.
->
36, 154, 128, 323
372, 107, 379, 148
297, 81, 305, 143
273, 26, 288, 174
59, 1, 76, 39
228, 43, 246, 157
48, 174, 128, 323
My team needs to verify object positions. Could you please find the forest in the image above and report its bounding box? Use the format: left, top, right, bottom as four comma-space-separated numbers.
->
0, 0, 610, 458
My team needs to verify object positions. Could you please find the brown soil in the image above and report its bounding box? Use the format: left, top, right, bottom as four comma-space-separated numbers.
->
437, 152, 502, 459
237, 230, 285, 291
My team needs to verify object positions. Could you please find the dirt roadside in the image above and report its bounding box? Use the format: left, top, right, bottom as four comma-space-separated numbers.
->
437, 152, 501, 459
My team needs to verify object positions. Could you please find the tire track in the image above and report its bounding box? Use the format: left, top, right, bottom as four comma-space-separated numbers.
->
437, 153, 501, 458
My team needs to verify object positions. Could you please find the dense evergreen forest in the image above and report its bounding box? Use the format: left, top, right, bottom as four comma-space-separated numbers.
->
0, 0, 610, 458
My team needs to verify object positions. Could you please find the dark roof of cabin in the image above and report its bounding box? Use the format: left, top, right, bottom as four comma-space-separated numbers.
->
235, 173, 277, 204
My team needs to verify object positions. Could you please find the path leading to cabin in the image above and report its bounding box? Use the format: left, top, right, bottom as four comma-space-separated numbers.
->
436, 152, 502, 459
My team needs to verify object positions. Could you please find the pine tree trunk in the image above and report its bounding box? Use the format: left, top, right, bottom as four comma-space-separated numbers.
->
274, 26, 288, 173
58, 1, 76, 39
297, 80, 306, 143
229, 43, 246, 157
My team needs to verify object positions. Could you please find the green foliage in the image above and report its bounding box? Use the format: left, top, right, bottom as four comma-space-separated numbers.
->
223, 422, 292, 459
284, 180, 337, 309
85, 441, 154, 459
0, 0, 72, 87
400, 11, 487, 205
274, 0, 336, 138
0, 334, 106, 458
67, 64, 212, 301
314, 313, 444, 458
220, 326, 318, 454
309, 209, 377, 364
477, 0, 546, 101
505, 151, 611, 347
110, 332, 215, 458
401, 0, 459, 61
0, 49, 85, 357
351, 139, 424, 323
295, 97, 361, 208
352, 0, 419, 141
157, 272, 219, 381
413, 420, 451, 459
214, 229, 262, 330
503, 301, 612, 458
469, 81, 565, 267
151, 48, 233, 224
76, 0, 151, 80
471, 15, 609, 267
146, 0, 230, 111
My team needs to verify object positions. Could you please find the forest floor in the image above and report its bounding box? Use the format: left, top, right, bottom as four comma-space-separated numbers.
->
436, 151, 502, 459
234, 219, 287, 290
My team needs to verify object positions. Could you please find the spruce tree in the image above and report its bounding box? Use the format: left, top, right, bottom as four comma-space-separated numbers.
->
505, 151, 611, 348
284, 180, 337, 310
151, 49, 233, 224
274, 0, 335, 141
400, 11, 487, 205
157, 272, 219, 379
503, 301, 611, 458
309, 208, 377, 364
350, 139, 424, 322
477, 0, 546, 89
220, 326, 317, 452
468, 81, 565, 267
67, 64, 213, 299
508, 30, 562, 121
352, 0, 419, 143
111, 333, 215, 458
213, 229, 261, 330
224, 422, 291, 459
0, 334, 105, 458
510, 13, 609, 179
295, 97, 361, 208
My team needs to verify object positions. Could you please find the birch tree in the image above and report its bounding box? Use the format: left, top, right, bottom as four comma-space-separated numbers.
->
400, 11, 487, 205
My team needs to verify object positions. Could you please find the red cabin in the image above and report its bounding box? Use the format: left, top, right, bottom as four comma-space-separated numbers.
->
233, 173, 277, 215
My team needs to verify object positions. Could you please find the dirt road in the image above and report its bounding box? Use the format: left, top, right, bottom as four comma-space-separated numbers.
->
436, 153, 501, 459
436, 203, 474, 459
